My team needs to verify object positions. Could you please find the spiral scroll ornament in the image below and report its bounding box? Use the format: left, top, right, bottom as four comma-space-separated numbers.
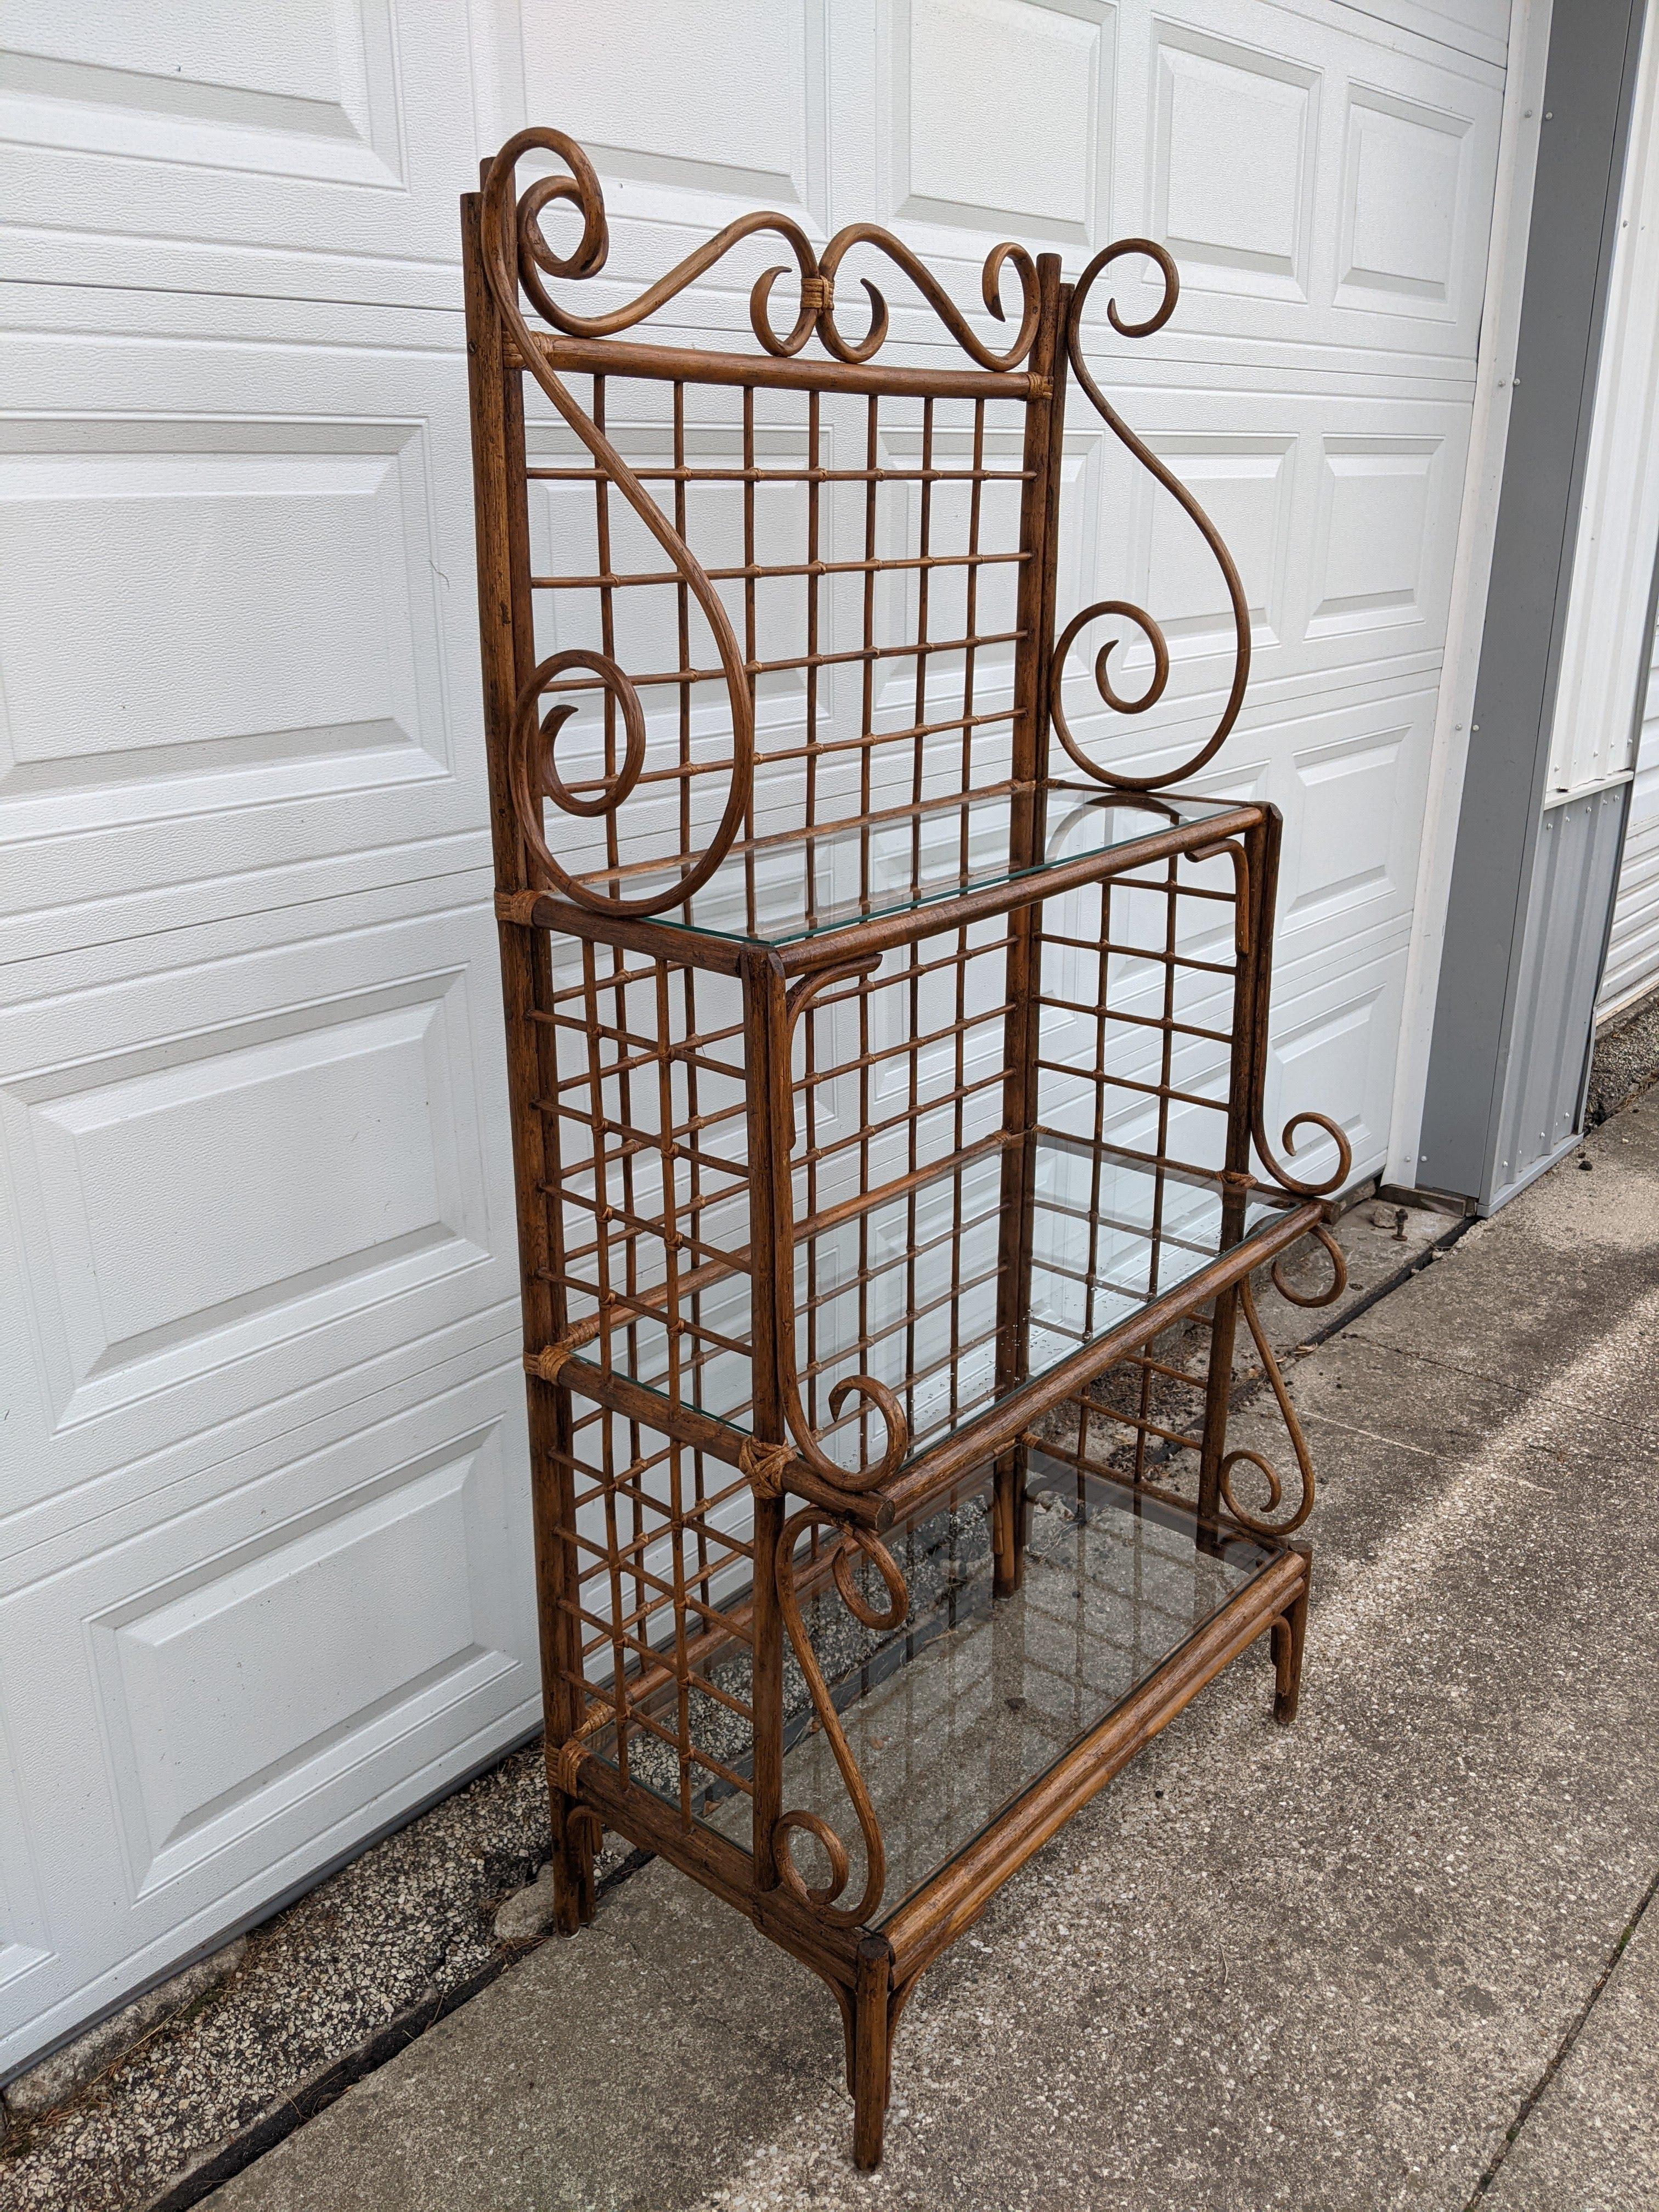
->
1253, 1109, 1353, 1201
506, 650, 652, 908
486, 127, 1041, 369
769, 963, 912, 1493
1216, 1276, 1324, 1537
1052, 240, 1252, 793
772, 1511, 908, 1925
481, 132, 754, 914
1269, 1220, 1347, 1309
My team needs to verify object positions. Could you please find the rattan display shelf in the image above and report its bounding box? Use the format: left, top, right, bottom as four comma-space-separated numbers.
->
463, 127, 1352, 2169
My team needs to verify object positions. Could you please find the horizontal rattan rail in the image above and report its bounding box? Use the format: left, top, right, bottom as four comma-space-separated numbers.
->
463, 127, 1352, 2170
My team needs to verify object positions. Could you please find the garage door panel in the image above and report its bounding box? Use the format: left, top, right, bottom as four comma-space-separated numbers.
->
1148, 19, 1322, 305
1084, 0, 1501, 369
0, 416, 449, 822
0, 3, 477, 304
511, 0, 831, 233
0, 1692, 50, 2006
0, 891, 512, 1523
1261, 938, 1411, 1186
0, 314, 485, 937
88, 1424, 521, 1903
888, 0, 1116, 254
1274, 687, 1437, 941
0, 1367, 537, 2073
1056, 387, 1466, 765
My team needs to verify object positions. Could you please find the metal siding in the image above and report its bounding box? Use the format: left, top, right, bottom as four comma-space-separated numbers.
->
1489, 787, 1626, 1207
1600, 608, 1659, 1008
1419, 0, 1644, 1199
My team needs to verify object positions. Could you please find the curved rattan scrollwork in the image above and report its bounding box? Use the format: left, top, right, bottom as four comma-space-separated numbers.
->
1214, 1222, 1345, 1538
810, 227, 1039, 371
1217, 1275, 1319, 1536
766, 961, 912, 1494
508, 650, 650, 904
482, 131, 754, 915
1269, 1220, 1347, 1307
1254, 1109, 1353, 1201
772, 1510, 908, 1925
490, 126, 1040, 371
1051, 240, 1252, 793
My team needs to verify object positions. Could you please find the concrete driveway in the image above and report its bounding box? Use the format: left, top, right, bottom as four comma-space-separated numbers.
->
199, 1097, 1659, 2212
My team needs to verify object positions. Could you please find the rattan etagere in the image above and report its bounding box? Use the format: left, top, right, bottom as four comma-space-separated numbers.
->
462, 129, 1351, 2169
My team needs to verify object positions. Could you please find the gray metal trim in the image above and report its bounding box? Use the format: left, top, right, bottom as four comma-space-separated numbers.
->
1419, 0, 1646, 1202
1486, 786, 1627, 1210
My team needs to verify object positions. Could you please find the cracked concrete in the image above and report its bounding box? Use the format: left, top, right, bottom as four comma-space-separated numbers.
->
176, 1092, 1659, 2212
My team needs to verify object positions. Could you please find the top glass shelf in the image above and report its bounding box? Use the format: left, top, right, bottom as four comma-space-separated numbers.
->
568, 783, 1250, 949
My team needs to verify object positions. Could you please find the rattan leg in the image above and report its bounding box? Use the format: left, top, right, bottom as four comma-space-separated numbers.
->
852, 1936, 895, 2169
548, 1782, 597, 1934
1271, 1561, 1311, 1727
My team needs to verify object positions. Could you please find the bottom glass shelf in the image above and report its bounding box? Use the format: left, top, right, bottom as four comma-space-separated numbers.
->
585, 1454, 1280, 1929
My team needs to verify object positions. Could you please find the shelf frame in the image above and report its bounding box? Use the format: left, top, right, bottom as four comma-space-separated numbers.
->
462, 134, 1353, 2171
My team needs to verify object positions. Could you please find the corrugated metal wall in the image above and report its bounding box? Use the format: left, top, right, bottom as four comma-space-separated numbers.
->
1490, 787, 1626, 1206
1599, 607, 1659, 1010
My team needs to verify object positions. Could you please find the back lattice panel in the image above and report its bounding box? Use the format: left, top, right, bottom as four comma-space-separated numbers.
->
517, 373, 1036, 917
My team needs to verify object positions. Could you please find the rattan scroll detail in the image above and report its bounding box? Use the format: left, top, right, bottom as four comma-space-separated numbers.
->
1218, 1275, 1323, 1536
482, 132, 755, 915
772, 1511, 909, 1925
1051, 242, 1252, 793
485, 126, 1040, 371
1222, 1228, 1346, 1538
772, 962, 912, 1493
1254, 1110, 1354, 1201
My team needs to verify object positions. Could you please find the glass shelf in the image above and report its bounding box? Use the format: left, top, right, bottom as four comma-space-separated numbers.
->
590, 1457, 1280, 1926
565, 782, 1248, 949
574, 1135, 1284, 1483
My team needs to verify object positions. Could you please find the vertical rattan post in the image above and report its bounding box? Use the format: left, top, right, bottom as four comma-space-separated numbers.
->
1197, 808, 1277, 1532
463, 189, 595, 1930
992, 255, 1069, 1597
744, 950, 792, 1890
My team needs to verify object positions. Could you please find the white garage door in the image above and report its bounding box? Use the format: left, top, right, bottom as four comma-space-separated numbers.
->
0, 0, 1507, 2069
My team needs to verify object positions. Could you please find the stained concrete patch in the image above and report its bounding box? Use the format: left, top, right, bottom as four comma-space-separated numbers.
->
205, 1870, 838, 2212
4, 1946, 247, 2126
195, 1098, 1659, 2212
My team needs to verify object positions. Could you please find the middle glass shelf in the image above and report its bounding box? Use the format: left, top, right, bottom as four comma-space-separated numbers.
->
533, 781, 1259, 961
548, 1134, 1300, 1488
